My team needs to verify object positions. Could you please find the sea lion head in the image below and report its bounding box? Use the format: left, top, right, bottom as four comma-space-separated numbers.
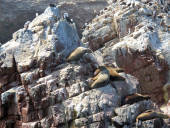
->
84, 48, 92, 53
98, 66, 109, 74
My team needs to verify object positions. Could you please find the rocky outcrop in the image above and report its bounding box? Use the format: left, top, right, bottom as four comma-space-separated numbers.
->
82, 0, 170, 106
0, 5, 138, 128
0, 0, 107, 44
0, 1, 170, 128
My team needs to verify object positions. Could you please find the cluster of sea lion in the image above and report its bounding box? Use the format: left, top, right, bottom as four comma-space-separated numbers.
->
66, 46, 170, 125
91, 66, 125, 89
122, 92, 170, 124
91, 66, 110, 89
124, 93, 169, 123
66, 46, 125, 88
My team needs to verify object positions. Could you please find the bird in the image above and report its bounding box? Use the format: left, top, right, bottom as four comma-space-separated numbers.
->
49, 4, 56, 7
24, 21, 30, 31
36, 13, 39, 17
64, 13, 73, 24
147, 26, 154, 31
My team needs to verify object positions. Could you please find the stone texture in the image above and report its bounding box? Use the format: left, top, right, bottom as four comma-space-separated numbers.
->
82, 0, 170, 106
0, 0, 107, 43
112, 100, 153, 126
0, 6, 142, 127
0, 0, 170, 127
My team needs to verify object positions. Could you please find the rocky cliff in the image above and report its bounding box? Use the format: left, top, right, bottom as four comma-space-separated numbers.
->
0, 0, 170, 128
82, 0, 170, 104
0, 0, 107, 44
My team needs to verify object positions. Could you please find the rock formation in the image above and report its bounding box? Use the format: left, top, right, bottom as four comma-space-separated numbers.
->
0, 0, 170, 127
82, 0, 170, 105
0, 0, 108, 44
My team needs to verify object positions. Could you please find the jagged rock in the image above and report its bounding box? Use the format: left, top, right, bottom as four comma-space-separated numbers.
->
81, 6, 117, 50
0, 0, 170, 127
101, 27, 169, 104
137, 118, 168, 128
0, 35, 140, 127
0, 0, 108, 43
82, 0, 170, 106
1, 6, 81, 87
112, 100, 153, 126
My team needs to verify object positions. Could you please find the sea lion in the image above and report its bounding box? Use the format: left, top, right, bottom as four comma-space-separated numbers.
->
136, 110, 169, 122
162, 82, 170, 113
123, 93, 151, 105
90, 66, 110, 89
163, 82, 170, 104
66, 47, 92, 62
94, 66, 125, 81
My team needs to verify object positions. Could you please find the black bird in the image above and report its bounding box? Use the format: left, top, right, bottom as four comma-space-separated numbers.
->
64, 13, 73, 24
147, 26, 154, 31
49, 4, 56, 7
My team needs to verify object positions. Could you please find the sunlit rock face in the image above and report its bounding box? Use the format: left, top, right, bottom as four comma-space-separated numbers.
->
82, 0, 170, 105
0, 0, 108, 44
0, 0, 170, 127
0, 6, 140, 128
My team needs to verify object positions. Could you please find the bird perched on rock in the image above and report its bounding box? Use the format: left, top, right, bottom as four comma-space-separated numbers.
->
66, 47, 92, 62
123, 93, 151, 105
24, 21, 30, 31
147, 26, 154, 31
36, 13, 39, 17
49, 4, 56, 7
64, 12, 73, 24
94, 66, 125, 81
136, 110, 169, 122
90, 66, 110, 89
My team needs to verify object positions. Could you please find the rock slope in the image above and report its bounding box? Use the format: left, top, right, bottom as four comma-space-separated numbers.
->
0, 1, 170, 128
0, 0, 107, 44
82, 0, 170, 105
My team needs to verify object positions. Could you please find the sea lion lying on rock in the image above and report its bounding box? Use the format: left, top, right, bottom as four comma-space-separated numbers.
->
90, 66, 110, 89
66, 47, 92, 62
123, 93, 151, 105
136, 110, 169, 122
94, 66, 125, 81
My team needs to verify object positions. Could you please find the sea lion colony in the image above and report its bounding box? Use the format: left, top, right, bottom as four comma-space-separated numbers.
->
58, 2, 170, 123
67, 46, 170, 124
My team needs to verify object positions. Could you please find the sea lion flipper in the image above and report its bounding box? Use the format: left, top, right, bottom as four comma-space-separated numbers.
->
94, 68, 100, 76
114, 68, 124, 73
92, 74, 99, 81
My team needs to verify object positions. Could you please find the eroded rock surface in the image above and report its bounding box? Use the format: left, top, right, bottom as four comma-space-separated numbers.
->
82, 0, 170, 106
0, 5, 137, 128
0, 1, 170, 128
0, 0, 108, 43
